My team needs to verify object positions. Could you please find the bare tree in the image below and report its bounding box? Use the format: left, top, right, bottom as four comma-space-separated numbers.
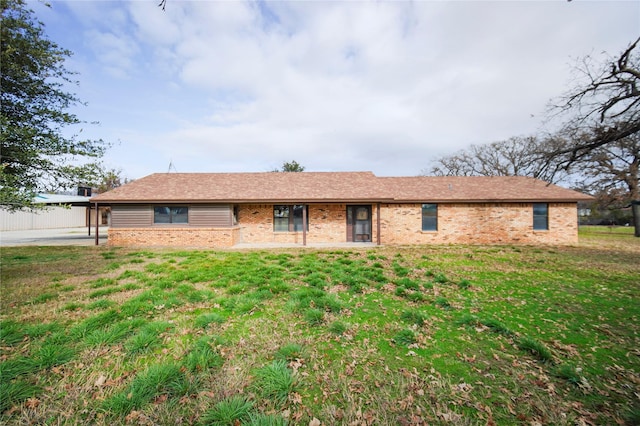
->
576, 133, 640, 233
425, 136, 569, 183
547, 37, 640, 169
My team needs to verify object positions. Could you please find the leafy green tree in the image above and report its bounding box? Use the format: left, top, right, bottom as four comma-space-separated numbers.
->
275, 161, 305, 172
0, 0, 108, 210
93, 167, 132, 194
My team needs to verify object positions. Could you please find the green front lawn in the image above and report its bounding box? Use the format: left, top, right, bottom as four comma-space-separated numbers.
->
1, 237, 639, 425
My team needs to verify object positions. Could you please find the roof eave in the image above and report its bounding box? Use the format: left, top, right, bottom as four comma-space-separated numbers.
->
392, 198, 593, 203
90, 198, 397, 204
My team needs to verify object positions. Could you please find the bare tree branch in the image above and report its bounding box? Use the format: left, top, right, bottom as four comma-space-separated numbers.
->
424, 136, 571, 184
546, 37, 640, 169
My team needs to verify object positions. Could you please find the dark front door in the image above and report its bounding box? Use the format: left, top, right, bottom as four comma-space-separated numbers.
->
346, 205, 372, 242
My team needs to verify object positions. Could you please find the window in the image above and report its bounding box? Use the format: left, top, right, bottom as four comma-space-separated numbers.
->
533, 203, 548, 230
422, 203, 438, 231
273, 205, 290, 232
274, 205, 308, 232
154, 206, 188, 224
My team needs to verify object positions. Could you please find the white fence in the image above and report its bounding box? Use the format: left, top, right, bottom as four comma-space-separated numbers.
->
0, 206, 88, 231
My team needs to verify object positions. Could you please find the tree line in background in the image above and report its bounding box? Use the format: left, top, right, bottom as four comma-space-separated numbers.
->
426, 37, 640, 233
1, 0, 638, 234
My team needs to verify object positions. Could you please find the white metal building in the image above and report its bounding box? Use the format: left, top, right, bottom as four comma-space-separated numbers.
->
0, 194, 91, 231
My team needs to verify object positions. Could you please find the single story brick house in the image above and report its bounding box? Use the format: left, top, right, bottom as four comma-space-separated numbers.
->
89, 172, 593, 247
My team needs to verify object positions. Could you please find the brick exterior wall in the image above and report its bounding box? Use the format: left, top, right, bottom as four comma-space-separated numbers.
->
380, 202, 578, 245
237, 204, 379, 244
108, 227, 240, 247
108, 202, 578, 247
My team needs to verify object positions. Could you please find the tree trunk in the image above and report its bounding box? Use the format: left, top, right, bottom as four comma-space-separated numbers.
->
632, 201, 640, 237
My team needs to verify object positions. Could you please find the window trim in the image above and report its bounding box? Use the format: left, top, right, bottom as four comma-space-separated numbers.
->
273, 204, 308, 232
421, 203, 438, 231
153, 206, 189, 225
533, 203, 549, 230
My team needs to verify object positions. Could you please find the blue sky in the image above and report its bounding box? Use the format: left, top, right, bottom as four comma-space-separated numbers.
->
29, 0, 639, 179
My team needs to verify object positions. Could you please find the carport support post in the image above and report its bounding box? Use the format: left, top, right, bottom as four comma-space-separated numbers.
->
94, 203, 100, 246
87, 207, 91, 236
376, 203, 381, 245
302, 204, 307, 246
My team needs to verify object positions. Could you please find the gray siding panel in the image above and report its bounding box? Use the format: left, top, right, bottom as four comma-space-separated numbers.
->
190, 205, 232, 227
111, 204, 232, 228
111, 205, 153, 227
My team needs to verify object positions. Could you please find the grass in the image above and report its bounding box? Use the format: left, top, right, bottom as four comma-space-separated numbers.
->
517, 336, 554, 363
253, 360, 297, 406
0, 236, 638, 424
275, 343, 305, 361
103, 363, 187, 415
200, 396, 254, 425
392, 328, 417, 347
579, 225, 636, 235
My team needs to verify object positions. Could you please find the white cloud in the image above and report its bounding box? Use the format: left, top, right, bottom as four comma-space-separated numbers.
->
85, 30, 140, 79
39, 0, 640, 178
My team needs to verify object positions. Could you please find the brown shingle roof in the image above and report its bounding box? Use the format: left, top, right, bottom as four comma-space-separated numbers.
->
379, 176, 593, 202
90, 172, 592, 203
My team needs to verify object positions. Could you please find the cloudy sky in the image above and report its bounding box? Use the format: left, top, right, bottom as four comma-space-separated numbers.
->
30, 0, 639, 179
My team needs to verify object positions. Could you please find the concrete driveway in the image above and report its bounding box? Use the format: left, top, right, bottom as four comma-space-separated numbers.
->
0, 227, 108, 246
